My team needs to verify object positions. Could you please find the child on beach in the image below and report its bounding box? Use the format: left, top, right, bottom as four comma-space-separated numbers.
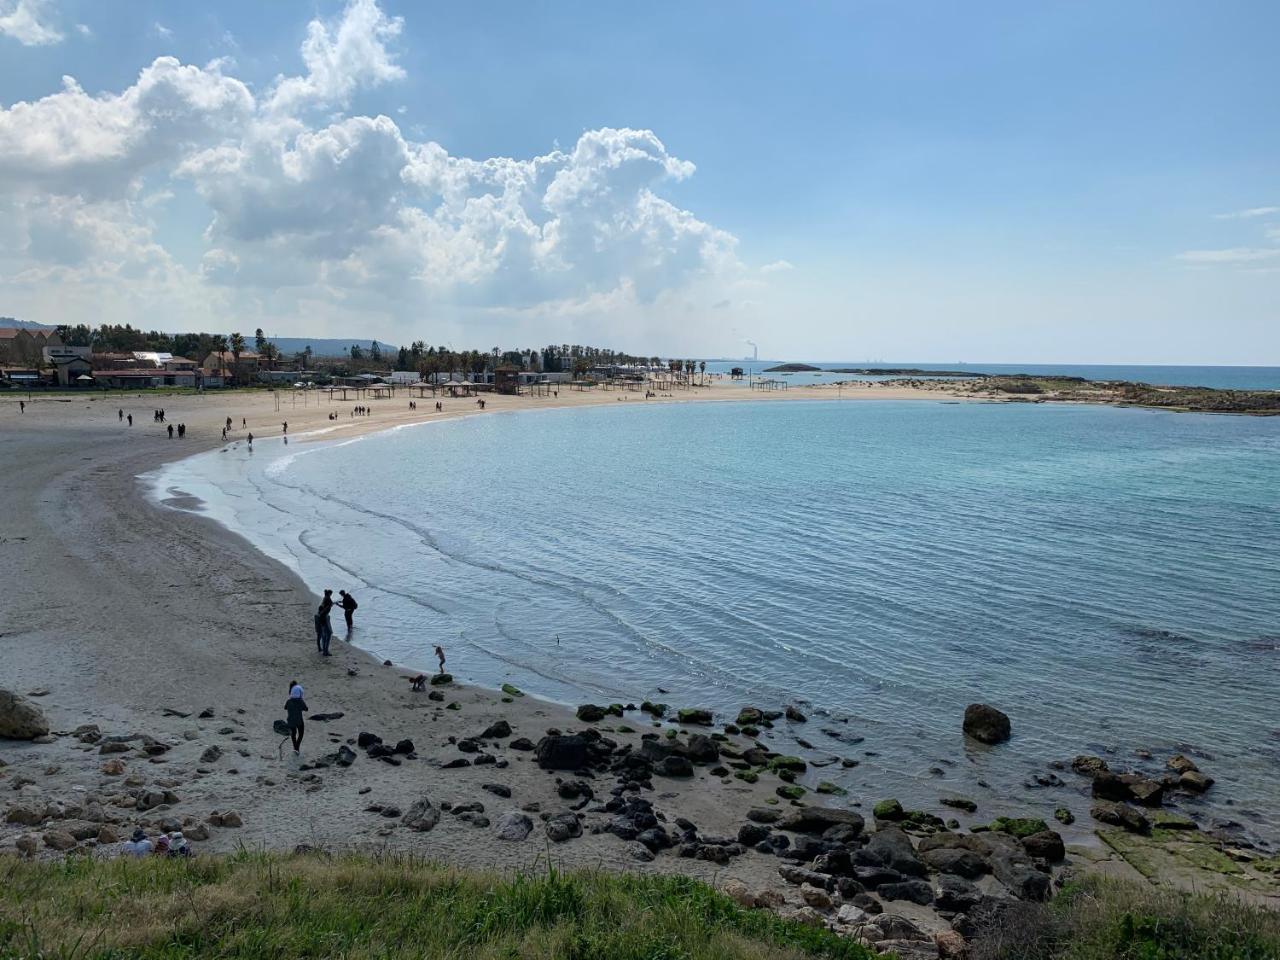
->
434, 645, 446, 674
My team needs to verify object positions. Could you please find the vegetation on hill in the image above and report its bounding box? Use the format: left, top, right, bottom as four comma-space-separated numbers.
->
0, 853, 872, 960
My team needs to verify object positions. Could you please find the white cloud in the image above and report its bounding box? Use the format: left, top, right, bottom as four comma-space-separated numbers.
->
760, 259, 794, 274
1175, 247, 1280, 264
0, 0, 746, 345
0, 0, 62, 45
74, 22, 90, 37
1214, 206, 1279, 220
153, 21, 172, 39
1266, 225, 1280, 243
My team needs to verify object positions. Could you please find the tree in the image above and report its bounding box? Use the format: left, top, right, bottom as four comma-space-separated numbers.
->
699, 360, 706, 385
228, 332, 246, 386
350, 343, 364, 361
370, 341, 382, 364
255, 328, 266, 354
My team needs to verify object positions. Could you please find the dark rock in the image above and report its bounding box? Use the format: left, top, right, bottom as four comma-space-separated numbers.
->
778, 865, 834, 890
1072, 755, 1109, 777
494, 811, 533, 841
853, 865, 904, 888
848, 892, 882, 915
1021, 830, 1066, 862
473, 753, 496, 766
735, 706, 763, 726
873, 799, 904, 821
440, 758, 471, 769
536, 735, 588, 771
684, 734, 720, 763
636, 826, 672, 851
655, 755, 694, 777
1091, 800, 1149, 833
1180, 770, 1214, 793
878, 880, 934, 905
545, 812, 582, 842
746, 808, 782, 824
921, 847, 990, 879
738, 823, 771, 846
863, 827, 926, 877
784, 705, 807, 723
963, 703, 1011, 744
940, 797, 977, 813
934, 874, 983, 913
777, 807, 865, 837
394, 739, 415, 755
1119, 774, 1165, 807
357, 732, 382, 749
0, 689, 49, 740
482, 783, 512, 799
401, 798, 441, 832
430, 673, 453, 685
576, 704, 607, 722
676, 708, 713, 725
480, 720, 512, 739
509, 737, 535, 751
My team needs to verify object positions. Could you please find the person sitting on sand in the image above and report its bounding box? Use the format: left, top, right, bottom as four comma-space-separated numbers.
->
152, 834, 170, 856
121, 828, 152, 857
434, 644, 446, 674
169, 832, 193, 857
285, 681, 308, 755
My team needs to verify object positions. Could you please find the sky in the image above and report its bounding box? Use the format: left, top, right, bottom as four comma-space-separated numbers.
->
1, 0, 1277, 363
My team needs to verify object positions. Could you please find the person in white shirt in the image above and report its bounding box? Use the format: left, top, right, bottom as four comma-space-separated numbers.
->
120, 828, 153, 857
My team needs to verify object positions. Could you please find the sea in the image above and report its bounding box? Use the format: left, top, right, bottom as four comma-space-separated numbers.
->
703, 361, 1280, 391
149, 392, 1280, 843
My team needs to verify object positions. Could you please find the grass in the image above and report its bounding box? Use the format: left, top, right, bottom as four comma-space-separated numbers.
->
969, 874, 1280, 960
0, 852, 875, 960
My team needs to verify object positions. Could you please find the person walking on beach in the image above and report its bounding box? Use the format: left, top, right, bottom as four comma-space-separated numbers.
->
167, 424, 174, 439
18, 401, 24, 413
339, 589, 358, 634
118, 408, 123, 422
242, 417, 246, 428
127, 414, 132, 426
282, 421, 288, 435
285, 681, 308, 755
247, 432, 254, 447
434, 644, 446, 675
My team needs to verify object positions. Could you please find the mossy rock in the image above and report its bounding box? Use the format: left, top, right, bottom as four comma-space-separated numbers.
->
735, 707, 764, 726
739, 725, 760, 737
777, 769, 796, 783
1151, 811, 1198, 831
815, 781, 847, 796
665, 729, 679, 740
677, 708, 714, 725
640, 701, 668, 718
446, 702, 460, 711
616, 725, 635, 734
607, 704, 625, 717
874, 799, 904, 821
430, 673, 453, 686
501, 683, 524, 697
776, 784, 806, 801
723, 724, 741, 735
1054, 807, 1075, 825
990, 817, 1050, 839
940, 797, 977, 813
501, 697, 513, 704
767, 755, 807, 773
734, 770, 759, 784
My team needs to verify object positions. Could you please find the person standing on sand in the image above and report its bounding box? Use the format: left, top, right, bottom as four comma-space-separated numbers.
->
317, 590, 335, 653
247, 432, 253, 447
18, 401, 24, 413
434, 644, 446, 674
339, 589, 358, 634
282, 421, 288, 435
127, 414, 132, 426
167, 424, 174, 439
285, 681, 308, 755
118, 409, 123, 422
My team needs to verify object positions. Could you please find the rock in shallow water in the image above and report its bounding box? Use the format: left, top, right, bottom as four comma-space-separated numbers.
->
962, 703, 1011, 744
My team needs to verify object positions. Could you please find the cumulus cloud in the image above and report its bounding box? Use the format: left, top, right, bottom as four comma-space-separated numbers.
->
0, 0, 748, 344
760, 259, 794, 274
0, 0, 62, 45
1214, 205, 1279, 220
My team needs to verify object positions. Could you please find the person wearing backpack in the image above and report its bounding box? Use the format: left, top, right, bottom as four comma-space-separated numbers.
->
339, 589, 359, 634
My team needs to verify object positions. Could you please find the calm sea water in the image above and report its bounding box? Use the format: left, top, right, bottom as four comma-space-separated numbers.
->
705, 361, 1280, 390
152, 400, 1280, 841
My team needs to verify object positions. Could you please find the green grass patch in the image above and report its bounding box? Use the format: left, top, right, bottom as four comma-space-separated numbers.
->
0, 852, 874, 960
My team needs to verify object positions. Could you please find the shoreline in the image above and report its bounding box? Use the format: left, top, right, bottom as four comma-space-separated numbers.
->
4, 384, 1277, 950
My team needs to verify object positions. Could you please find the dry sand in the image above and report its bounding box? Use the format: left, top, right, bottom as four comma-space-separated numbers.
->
1, 378, 980, 923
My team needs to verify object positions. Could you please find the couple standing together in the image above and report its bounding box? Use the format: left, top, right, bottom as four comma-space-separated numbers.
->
314, 588, 358, 655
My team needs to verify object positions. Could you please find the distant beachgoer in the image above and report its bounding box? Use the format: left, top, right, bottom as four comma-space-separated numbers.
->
285, 682, 308, 755
318, 590, 334, 652
247, 432, 254, 447
339, 589, 358, 633
407, 674, 426, 692
18, 401, 24, 413
222, 427, 227, 440
178, 423, 185, 439
153, 834, 170, 856
167, 424, 174, 439
121, 828, 152, 857
169, 832, 193, 857
434, 644, 446, 674
226, 416, 232, 431
127, 414, 133, 426
242, 417, 246, 428
118, 409, 123, 421
313, 605, 327, 653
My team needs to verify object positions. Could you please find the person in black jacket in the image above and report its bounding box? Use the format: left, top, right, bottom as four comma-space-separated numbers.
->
285, 682, 308, 755
339, 590, 358, 634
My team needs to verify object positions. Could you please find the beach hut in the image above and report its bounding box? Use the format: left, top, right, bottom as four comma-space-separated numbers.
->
494, 365, 520, 395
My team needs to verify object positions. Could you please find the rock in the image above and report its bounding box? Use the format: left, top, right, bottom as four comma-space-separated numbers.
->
198, 707, 214, 719
15, 834, 38, 857
441, 758, 471, 769
722, 879, 757, 908
101, 759, 126, 776
335, 745, 357, 767
6, 805, 44, 826
835, 903, 870, 926
184, 823, 210, 841
873, 798, 904, 821
934, 874, 983, 912
215, 810, 243, 828
357, 732, 383, 749
735, 706, 764, 726
1180, 770, 1214, 793
1167, 754, 1198, 774
1152, 811, 1198, 831
640, 701, 667, 717
936, 929, 968, 959
626, 841, 655, 862
862, 914, 929, 944
97, 825, 121, 844
684, 734, 720, 763
73, 724, 102, 743
43, 829, 77, 851
863, 827, 926, 877
545, 813, 582, 842
636, 827, 672, 852
777, 807, 865, 837
1054, 807, 1075, 825
482, 783, 512, 799
676, 708, 713, 725
962, 703, 1011, 744
199, 745, 223, 764
655, 755, 694, 778
494, 811, 533, 841
800, 883, 832, 910
1091, 800, 1149, 833
878, 880, 934, 905
986, 838, 1051, 901
989, 817, 1050, 839
768, 755, 807, 773
939, 796, 977, 813
99, 741, 131, 755
778, 865, 834, 890
402, 798, 441, 832
737, 823, 771, 846
509, 737, 535, 751
430, 673, 453, 685
1021, 830, 1066, 862
481, 720, 512, 739
0, 689, 49, 740
746, 807, 782, 824
394, 739, 415, 755
775, 784, 805, 800
921, 847, 990, 879
535, 735, 588, 771
1119, 774, 1165, 807
784, 705, 807, 723
576, 704, 607, 722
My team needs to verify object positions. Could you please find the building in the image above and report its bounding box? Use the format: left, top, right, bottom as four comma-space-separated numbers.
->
0, 327, 62, 365
91, 369, 198, 389
43, 344, 93, 386
202, 350, 263, 384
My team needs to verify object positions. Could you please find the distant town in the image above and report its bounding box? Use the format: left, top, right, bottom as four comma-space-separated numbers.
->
0, 322, 711, 393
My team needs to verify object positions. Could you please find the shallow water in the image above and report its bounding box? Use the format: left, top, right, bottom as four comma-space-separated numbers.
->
152, 400, 1280, 841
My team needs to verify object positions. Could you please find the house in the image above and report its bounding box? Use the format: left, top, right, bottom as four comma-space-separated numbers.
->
202, 350, 263, 384
43, 345, 93, 386
1, 367, 46, 388
0, 327, 62, 365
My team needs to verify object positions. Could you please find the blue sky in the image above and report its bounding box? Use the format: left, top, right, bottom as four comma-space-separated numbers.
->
1, 0, 1277, 362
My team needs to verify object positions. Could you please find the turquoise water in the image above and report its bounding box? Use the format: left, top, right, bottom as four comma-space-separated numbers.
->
153, 400, 1280, 841
705, 361, 1280, 390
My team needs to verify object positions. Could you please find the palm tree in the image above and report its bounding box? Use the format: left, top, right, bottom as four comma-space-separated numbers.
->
229, 331, 246, 386
699, 360, 706, 385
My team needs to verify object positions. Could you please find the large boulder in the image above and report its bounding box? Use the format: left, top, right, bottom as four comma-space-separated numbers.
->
494, 811, 533, 841
401, 798, 441, 832
862, 827, 926, 877
962, 703, 1011, 744
684, 734, 720, 764
1021, 830, 1066, 862
921, 847, 990, 879
777, 807, 866, 837
535, 735, 588, 771
545, 813, 582, 842
0, 690, 49, 740
1091, 800, 1149, 834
